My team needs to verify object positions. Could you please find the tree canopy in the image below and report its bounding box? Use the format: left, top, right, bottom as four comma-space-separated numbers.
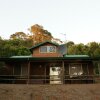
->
29, 24, 53, 45
0, 24, 100, 57
10, 32, 28, 40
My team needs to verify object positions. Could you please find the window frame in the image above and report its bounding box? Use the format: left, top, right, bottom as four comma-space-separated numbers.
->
40, 46, 56, 53
40, 46, 47, 53
69, 63, 83, 78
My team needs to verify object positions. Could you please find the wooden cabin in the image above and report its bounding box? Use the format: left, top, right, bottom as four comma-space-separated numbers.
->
0, 41, 98, 84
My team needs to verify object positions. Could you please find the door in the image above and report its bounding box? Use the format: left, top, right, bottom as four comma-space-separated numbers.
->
50, 66, 62, 84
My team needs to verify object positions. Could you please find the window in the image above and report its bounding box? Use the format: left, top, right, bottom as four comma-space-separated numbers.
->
40, 46, 56, 53
48, 46, 56, 52
69, 64, 83, 78
40, 46, 47, 53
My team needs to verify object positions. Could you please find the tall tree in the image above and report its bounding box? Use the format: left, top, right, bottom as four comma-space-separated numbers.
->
0, 36, 2, 40
87, 42, 100, 57
67, 43, 88, 55
29, 24, 53, 45
10, 32, 28, 40
67, 41, 74, 48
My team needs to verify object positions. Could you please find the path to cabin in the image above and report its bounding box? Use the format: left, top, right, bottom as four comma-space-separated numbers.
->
0, 84, 100, 100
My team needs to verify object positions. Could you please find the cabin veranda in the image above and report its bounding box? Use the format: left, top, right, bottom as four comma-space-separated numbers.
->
0, 41, 100, 84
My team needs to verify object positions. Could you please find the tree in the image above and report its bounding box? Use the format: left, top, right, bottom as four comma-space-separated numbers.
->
87, 42, 100, 57
0, 36, 2, 40
75, 43, 85, 54
67, 43, 89, 55
67, 41, 74, 47
29, 24, 53, 45
0, 38, 32, 57
10, 32, 28, 40
67, 45, 77, 55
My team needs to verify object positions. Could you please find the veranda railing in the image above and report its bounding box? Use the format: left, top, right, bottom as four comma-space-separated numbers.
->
0, 75, 100, 84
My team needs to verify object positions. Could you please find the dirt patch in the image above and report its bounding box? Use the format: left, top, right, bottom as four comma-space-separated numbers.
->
0, 84, 100, 100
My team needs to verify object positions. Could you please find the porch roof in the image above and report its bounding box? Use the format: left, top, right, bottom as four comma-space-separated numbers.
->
64, 55, 89, 57
0, 55, 93, 62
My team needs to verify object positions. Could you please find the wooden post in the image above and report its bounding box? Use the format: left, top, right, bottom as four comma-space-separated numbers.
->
27, 61, 30, 84
44, 65, 46, 84
62, 61, 65, 84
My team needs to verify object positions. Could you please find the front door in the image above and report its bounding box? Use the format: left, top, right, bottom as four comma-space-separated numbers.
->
50, 66, 62, 84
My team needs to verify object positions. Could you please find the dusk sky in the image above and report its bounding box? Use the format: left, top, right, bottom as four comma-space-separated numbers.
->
0, 0, 100, 44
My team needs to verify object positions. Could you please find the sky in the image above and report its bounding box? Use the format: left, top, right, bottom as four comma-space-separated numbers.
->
0, 0, 100, 44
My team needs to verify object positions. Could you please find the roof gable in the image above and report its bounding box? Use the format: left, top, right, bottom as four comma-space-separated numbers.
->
29, 41, 59, 52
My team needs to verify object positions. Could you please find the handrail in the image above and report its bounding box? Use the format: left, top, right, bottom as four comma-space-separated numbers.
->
0, 75, 99, 78
0, 74, 100, 84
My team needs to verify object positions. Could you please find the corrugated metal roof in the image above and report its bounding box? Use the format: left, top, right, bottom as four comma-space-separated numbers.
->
64, 55, 89, 57
9, 55, 90, 60
10, 55, 32, 58
0, 55, 93, 62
